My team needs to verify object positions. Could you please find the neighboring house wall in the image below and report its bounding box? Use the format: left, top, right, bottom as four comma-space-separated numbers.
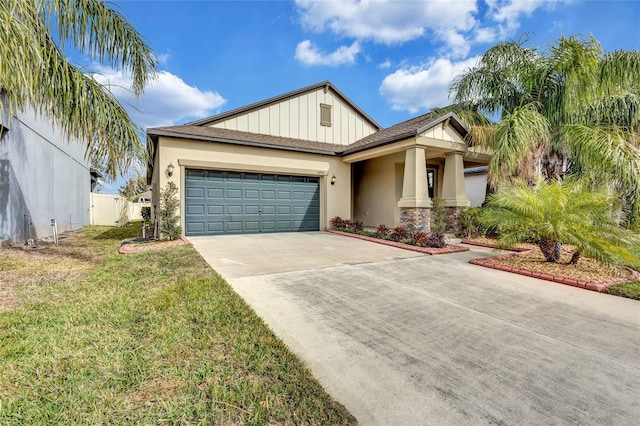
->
464, 168, 488, 207
154, 136, 351, 231
210, 87, 377, 145
0, 102, 89, 244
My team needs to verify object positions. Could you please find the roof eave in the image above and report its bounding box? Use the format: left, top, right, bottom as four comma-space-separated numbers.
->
146, 128, 341, 157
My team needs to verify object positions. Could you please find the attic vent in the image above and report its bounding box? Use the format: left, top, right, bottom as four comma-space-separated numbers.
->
320, 103, 332, 127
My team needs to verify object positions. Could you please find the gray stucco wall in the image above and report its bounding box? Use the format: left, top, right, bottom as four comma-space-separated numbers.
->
0, 102, 90, 244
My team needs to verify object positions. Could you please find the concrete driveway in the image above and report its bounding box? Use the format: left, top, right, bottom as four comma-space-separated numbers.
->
190, 232, 640, 426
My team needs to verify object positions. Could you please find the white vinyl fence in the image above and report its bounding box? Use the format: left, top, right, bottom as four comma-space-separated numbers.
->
90, 193, 151, 226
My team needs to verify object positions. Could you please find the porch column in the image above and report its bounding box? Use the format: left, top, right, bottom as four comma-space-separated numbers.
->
441, 151, 470, 232
398, 147, 431, 232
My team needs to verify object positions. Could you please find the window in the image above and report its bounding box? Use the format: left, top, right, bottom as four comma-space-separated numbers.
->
320, 103, 332, 127
427, 168, 437, 198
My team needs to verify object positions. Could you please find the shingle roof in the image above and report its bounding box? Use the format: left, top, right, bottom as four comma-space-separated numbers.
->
341, 111, 469, 155
147, 125, 346, 155
147, 111, 469, 158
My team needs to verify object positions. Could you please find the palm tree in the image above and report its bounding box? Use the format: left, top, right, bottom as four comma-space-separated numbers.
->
482, 178, 637, 265
0, 0, 157, 179
448, 35, 640, 223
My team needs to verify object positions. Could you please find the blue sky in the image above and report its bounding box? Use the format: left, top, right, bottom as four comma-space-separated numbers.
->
92, 0, 640, 193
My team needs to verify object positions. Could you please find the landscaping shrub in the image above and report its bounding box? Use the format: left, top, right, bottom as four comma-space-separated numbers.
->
330, 217, 363, 233
375, 224, 390, 239
411, 231, 429, 247
159, 182, 182, 240
457, 207, 486, 238
425, 230, 447, 248
431, 197, 446, 232
330, 216, 346, 229
389, 226, 409, 242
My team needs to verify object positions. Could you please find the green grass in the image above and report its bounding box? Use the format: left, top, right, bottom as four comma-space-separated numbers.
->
605, 280, 640, 300
604, 241, 640, 300
0, 223, 355, 425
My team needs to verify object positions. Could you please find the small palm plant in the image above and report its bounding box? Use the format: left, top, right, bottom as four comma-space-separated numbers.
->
482, 177, 637, 265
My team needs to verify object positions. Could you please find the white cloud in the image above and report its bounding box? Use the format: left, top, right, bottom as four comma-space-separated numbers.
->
91, 67, 226, 129
295, 0, 478, 58
296, 0, 477, 45
379, 56, 479, 113
486, 0, 558, 38
295, 0, 557, 63
295, 40, 361, 66
378, 59, 392, 69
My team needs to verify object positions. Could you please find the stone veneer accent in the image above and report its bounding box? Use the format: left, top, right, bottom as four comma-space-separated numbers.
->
400, 207, 431, 233
444, 207, 466, 233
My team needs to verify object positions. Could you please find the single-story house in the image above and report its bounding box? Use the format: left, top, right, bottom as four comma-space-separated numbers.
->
146, 81, 490, 236
1, 96, 93, 246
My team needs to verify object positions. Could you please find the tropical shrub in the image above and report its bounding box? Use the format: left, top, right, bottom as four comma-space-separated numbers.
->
425, 230, 447, 248
329, 216, 346, 229
389, 226, 409, 242
411, 231, 429, 247
375, 224, 390, 239
482, 177, 638, 265
457, 207, 486, 238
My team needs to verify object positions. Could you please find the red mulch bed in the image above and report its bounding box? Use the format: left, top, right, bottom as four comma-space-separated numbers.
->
326, 229, 469, 255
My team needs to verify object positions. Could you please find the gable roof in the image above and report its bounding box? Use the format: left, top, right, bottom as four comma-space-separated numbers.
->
186, 80, 382, 130
341, 111, 469, 155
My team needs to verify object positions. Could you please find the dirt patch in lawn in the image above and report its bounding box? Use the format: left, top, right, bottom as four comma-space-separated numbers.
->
119, 237, 190, 254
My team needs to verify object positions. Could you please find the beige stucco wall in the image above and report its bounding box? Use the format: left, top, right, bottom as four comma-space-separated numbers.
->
353, 152, 403, 227
353, 152, 447, 228
210, 88, 377, 145
151, 137, 351, 234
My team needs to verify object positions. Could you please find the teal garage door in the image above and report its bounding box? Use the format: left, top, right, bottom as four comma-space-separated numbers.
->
184, 169, 320, 236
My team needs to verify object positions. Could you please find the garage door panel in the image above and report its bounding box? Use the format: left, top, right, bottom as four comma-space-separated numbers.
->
186, 222, 205, 233
261, 205, 276, 215
244, 189, 260, 199
208, 205, 223, 215
207, 188, 224, 199
185, 169, 320, 236
187, 187, 205, 198
207, 222, 224, 233
186, 204, 204, 215
261, 190, 276, 200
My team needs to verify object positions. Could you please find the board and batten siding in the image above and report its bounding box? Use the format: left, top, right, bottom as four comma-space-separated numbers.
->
419, 123, 465, 144
210, 88, 377, 146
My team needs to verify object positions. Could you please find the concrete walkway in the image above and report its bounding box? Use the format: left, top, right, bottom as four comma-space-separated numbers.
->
190, 232, 640, 426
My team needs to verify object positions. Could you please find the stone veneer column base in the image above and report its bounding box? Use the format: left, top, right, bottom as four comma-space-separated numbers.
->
445, 206, 467, 233
400, 207, 431, 233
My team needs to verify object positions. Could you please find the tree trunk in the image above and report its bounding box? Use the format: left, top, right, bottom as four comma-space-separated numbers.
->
538, 237, 561, 262
569, 250, 581, 265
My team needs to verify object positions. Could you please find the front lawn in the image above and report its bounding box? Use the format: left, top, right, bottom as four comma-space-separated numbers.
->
0, 223, 355, 424
605, 242, 640, 300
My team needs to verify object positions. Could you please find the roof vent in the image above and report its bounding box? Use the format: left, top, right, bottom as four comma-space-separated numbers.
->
320, 103, 332, 127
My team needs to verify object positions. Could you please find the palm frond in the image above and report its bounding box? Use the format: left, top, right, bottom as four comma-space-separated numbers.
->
489, 104, 550, 185
0, 0, 157, 180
